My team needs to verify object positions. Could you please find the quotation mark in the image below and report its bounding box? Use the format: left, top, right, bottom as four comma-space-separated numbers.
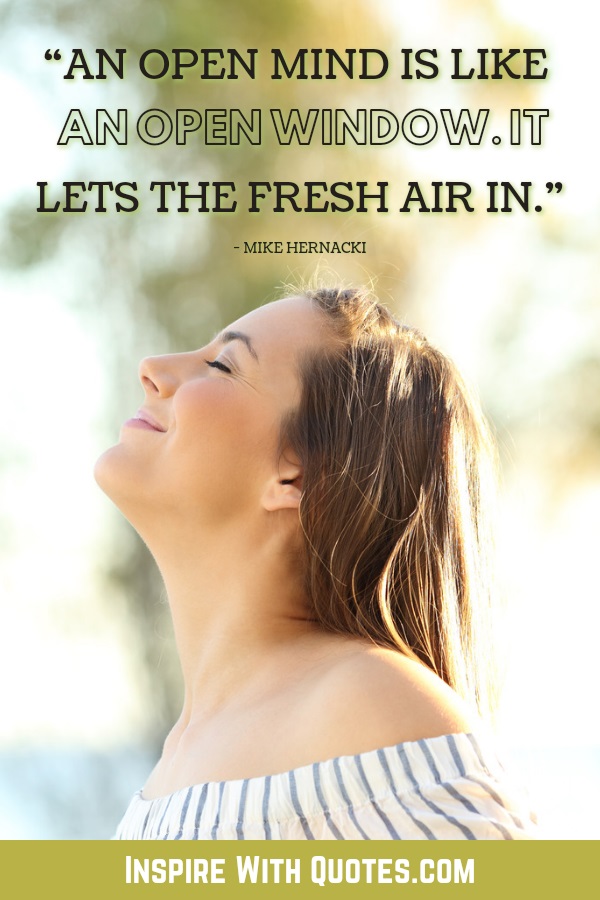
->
44, 49, 61, 61
535, 183, 564, 212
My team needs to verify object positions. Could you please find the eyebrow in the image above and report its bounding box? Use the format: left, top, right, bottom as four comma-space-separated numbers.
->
217, 330, 259, 362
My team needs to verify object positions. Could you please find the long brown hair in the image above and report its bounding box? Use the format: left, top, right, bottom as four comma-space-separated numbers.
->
282, 287, 498, 714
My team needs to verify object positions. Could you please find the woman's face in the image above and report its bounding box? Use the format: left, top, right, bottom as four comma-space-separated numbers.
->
95, 296, 329, 529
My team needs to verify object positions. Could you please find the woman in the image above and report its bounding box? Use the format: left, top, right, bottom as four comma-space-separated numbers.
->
95, 286, 535, 839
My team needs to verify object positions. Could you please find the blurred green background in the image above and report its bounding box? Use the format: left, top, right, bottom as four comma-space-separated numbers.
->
0, 0, 598, 837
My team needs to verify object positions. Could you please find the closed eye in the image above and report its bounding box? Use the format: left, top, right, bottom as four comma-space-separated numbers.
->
205, 359, 232, 374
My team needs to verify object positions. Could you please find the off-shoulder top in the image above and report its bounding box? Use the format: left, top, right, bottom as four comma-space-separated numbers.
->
114, 732, 536, 840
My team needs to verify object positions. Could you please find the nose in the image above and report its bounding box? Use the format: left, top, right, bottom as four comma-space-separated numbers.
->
138, 354, 182, 398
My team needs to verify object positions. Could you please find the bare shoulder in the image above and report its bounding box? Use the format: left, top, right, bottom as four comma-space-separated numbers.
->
302, 640, 478, 760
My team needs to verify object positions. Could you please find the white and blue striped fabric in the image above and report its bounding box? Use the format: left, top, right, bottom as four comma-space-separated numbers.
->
114, 732, 536, 840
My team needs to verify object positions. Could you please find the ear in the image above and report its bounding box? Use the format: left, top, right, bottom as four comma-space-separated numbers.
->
261, 453, 303, 512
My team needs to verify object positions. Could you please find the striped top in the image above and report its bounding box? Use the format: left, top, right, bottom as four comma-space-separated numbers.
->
114, 732, 536, 840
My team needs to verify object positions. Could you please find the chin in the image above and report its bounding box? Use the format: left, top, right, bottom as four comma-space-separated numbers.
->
94, 442, 118, 494
94, 443, 171, 545
93, 442, 140, 512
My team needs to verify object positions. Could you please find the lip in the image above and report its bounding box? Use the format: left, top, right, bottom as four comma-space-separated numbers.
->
123, 409, 167, 432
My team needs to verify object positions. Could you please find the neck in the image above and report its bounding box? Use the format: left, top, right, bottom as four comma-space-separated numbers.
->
144, 513, 315, 726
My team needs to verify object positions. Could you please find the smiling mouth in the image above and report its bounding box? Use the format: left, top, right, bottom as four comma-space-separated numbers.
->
124, 410, 167, 432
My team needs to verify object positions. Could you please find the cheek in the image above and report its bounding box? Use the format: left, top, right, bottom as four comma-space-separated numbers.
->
170, 382, 279, 493
174, 381, 239, 451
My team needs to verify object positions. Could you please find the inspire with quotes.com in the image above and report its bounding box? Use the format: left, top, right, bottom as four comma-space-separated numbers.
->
125, 853, 475, 886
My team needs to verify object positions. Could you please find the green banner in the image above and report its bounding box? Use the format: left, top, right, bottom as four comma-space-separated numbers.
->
1, 841, 595, 899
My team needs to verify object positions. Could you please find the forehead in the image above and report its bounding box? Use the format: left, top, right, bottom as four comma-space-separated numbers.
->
227, 296, 330, 357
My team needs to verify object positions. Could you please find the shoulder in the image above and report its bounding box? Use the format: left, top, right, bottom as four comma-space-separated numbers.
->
300, 641, 478, 761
